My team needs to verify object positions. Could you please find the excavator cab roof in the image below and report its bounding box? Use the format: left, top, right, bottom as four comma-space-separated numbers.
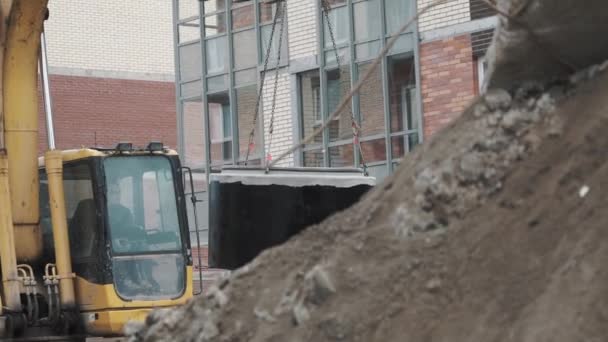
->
37, 143, 178, 167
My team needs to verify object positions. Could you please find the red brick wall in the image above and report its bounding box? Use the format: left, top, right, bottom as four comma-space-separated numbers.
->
420, 34, 477, 138
37, 74, 177, 153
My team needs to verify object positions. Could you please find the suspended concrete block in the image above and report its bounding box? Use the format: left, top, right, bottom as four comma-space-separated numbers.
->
209, 167, 376, 270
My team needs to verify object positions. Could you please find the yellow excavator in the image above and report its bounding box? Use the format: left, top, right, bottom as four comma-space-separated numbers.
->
0, 1, 194, 340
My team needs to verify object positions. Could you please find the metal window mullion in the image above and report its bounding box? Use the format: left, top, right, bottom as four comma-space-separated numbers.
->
347, 0, 359, 169
379, 0, 393, 173
254, 0, 266, 163
226, 0, 238, 165
199, 1, 212, 181
317, 0, 329, 167
173, 0, 186, 159
178, 39, 201, 48
412, 0, 424, 146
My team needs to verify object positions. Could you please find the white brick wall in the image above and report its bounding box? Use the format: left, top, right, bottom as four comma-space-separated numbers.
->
45, 1, 175, 76
262, 68, 294, 166
417, 0, 470, 32
286, 0, 317, 60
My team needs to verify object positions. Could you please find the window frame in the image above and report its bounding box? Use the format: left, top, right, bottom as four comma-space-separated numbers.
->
174, 0, 291, 172
296, 0, 422, 176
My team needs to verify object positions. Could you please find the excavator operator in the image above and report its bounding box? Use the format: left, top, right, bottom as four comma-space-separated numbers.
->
107, 181, 147, 253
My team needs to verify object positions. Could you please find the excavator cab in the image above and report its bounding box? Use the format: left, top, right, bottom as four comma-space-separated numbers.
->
37, 144, 193, 336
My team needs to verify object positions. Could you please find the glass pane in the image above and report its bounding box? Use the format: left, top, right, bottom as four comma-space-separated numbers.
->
353, 0, 381, 42
389, 34, 414, 54
105, 156, 182, 254
235, 85, 261, 160
357, 62, 385, 136
208, 92, 231, 139
233, 29, 257, 69
182, 99, 206, 169
299, 70, 323, 147
388, 54, 417, 133
355, 41, 381, 60
391, 135, 406, 159
360, 138, 387, 163
59, 164, 96, 259
261, 22, 288, 64
205, 36, 228, 74
408, 132, 420, 149
179, 42, 202, 80
203, 0, 225, 14
259, 1, 284, 24
179, 0, 200, 19
207, 74, 228, 93
323, 6, 349, 48
113, 254, 185, 300
391, 134, 419, 158
326, 67, 353, 142
232, 3, 254, 30
329, 144, 354, 167
180, 80, 202, 98
210, 141, 232, 165
385, 0, 412, 34
367, 163, 389, 180
234, 68, 257, 85
178, 19, 200, 43
325, 47, 350, 66
208, 92, 232, 164
204, 13, 227, 36
303, 149, 324, 167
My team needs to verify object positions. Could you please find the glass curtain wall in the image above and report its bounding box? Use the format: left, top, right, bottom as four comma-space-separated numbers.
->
298, 0, 420, 179
174, 0, 289, 173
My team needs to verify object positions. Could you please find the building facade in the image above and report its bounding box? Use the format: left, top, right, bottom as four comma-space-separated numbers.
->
173, 0, 498, 288
39, 1, 177, 152
174, 0, 496, 177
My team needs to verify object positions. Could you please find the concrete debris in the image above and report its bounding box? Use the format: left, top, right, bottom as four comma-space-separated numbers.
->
274, 290, 299, 316
200, 320, 220, 341
483, 88, 512, 111
305, 265, 336, 305
425, 278, 442, 292
457, 153, 484, 183
292, 302, 311, 325
206, 286, 229, 308
547, 115, 565, 137
254, 307, 277, 323
579, 185, 590, 198
123, 320, 145, 337
319, 316, 351, 341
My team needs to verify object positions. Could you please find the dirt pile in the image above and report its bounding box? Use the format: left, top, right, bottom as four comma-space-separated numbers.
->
128, 1, 608, 340
129, 60, 608, 341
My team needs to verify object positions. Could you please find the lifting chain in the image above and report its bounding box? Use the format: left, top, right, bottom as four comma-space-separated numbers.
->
245, 0, 286, 166
320, 0, 369, 175
264, 0, 286, 168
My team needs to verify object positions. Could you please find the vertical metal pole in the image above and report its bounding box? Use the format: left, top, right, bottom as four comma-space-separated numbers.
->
317, 0, 329, 167
347, 0, 359, 169
379, 0, 393, 174
172, 0, 185, 159
39, 28, 55, 150
227, 0, 238, 165
413, 0, 425, 144
254, 0, 266, 163
199, 2, 212, 180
